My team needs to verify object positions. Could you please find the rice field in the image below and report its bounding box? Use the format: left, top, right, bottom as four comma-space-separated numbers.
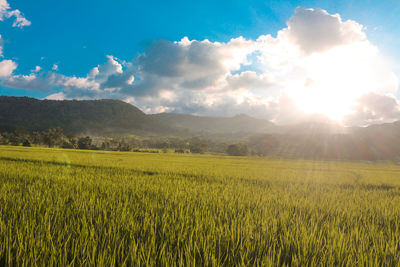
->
1, 145, 400, 266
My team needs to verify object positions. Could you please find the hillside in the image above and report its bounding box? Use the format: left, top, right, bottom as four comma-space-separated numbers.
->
0, 96, 169, 135
0, 96, 276, 136
2, 96, 400, 160
261, 121, 400, 161
151, 113, 276, 134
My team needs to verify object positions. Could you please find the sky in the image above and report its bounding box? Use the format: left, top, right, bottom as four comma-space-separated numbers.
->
1, 0, 400, 125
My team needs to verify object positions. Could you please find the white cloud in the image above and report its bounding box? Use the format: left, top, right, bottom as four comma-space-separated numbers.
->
132, 36, 256, 93
45, 92, 65, 100
0, 1, 30, 84
95, 55, 123, 83
0, 0, 11, 20
2, 73, 60, 92
62, 76, 97, 89
280, 7, 365, 54
0, 7, 398, 126
0, 34, 3, 57
0, 0, 30, 28
32, 65, 41, 73
227, 71, 275, 92
0, 59, 16, 77
344, 93, 400, 125
6, 9, 31, 28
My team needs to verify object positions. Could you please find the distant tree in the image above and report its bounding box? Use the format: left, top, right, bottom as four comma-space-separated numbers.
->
101, 141, 111, 151
42, 134, 54, 147
61, 141, 74, 149
67, 134, 78, 148
9, 133, 20, 146
42, 127, 65, 147
77, 136, 92, 149
189, 138, 208, 154
14, 125, 28, 136
0, 132, 10, 145
214, 142, 229, 154
249, 134, 279, 156
226, 143, 249, 156
117, 141, 131, 151
22, 139, 31, 147
170, 138, 187, 150
100, 138, 120, 151
32, 131, 43, 145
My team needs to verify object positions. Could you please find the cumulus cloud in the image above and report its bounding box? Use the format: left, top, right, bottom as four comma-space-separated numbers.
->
344, 93, 400, 125
281, 7, 365, 54
32, 66, 41, 73
0, 0, 30, 28
226, 71, 275, 91
6, 9, 31, 28
45, 92, 65, 100
0, 59, 16, 77
2, 72, 61, 92
137, 37, 253, 79
0, 1, 31, 85
0, 7, 398, 126
94, 55, 123, 82
132, 37, 256, 93
0, 56, 128, 98
125, 90, 272, 118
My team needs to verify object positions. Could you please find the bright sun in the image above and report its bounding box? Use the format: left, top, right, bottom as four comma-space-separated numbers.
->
293, 89, 352, 122
286, 43, 398, 122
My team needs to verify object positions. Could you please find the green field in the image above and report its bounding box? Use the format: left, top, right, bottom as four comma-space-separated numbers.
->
1, 146, 400, 266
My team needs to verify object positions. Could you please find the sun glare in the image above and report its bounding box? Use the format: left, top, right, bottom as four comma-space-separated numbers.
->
293, 90, 350, 122
286, 43, 398, 122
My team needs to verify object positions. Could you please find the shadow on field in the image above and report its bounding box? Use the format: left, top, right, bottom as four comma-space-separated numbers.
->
0, 156, 158, 176
339, 183, 395, 191
1, 156, 398, 194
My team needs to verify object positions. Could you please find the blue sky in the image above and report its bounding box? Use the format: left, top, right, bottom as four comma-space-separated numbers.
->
3, 0, 400, 77
1, 0, 400, 125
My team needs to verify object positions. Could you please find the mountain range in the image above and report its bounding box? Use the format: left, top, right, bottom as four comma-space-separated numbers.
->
0, 96, 352, 136
0, 96, 400, 135
0, 96, 281, 136
1, 96, 400, 160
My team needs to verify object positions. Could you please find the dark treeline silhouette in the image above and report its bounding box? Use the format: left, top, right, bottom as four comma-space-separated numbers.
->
0, 127, 96, 150
0, 127, 214, 154
3, 126, 400, 160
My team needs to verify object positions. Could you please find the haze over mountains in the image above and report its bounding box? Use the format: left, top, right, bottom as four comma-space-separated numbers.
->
150, 113, 276, 134
0, 96, 350, 136
2, 96, 400, 161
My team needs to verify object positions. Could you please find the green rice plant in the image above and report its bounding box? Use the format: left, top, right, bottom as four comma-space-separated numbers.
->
0, 146, 400, 266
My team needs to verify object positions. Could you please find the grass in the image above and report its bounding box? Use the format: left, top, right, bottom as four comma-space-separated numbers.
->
1, 145, 400, 266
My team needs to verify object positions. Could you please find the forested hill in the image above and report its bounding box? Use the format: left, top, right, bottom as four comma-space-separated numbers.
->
3, 96, 400, 160
0, 96, 170, 135
150, 113, 276, 134
0, 96, 277, 135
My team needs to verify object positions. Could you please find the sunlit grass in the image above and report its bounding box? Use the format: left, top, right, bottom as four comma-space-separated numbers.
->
1, 146, 400, 265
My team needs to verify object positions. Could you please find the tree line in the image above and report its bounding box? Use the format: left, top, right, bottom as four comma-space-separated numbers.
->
5, 126, 398, 160
0, 127, 95, 149
0, 126, 281, 156
0, 127, 211, 153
